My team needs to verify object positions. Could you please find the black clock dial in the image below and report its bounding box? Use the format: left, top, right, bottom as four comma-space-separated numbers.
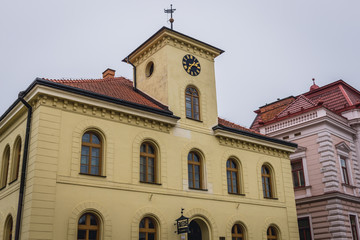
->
182, 54, 201, 76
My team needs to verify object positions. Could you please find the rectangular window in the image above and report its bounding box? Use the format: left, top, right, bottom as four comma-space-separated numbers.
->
350, 215, 359, 240
291, 159, 305, 188
341, 157, 349, 185
298, 217, 312, 240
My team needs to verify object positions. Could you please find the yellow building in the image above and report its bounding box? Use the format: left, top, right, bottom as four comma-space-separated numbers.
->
0, 27, 299, 240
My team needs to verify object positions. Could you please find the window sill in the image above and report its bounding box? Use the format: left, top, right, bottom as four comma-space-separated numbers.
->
264, 197, 278, 200
79, 173, 106, 178
294, 185, 311, 191
140, 181, 162, 186
186, 117, 203, 123
189, 187, 208, 191
228, 192, 246, 196
8, 178, 18, 185
342, 183, 356, 189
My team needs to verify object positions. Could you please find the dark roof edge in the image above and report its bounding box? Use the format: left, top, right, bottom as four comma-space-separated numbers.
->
0, 78, 180, 122
213, 124, 298, 149
122, 26, 224, 62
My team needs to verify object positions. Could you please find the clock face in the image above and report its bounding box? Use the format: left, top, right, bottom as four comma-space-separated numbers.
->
182, 54, 201, 76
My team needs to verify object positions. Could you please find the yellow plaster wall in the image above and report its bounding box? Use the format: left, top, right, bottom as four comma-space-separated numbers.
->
2, 101, 298, 240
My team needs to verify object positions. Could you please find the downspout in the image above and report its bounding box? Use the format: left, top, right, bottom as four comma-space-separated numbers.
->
126, 57, 137, 91
15, 91, 32, 240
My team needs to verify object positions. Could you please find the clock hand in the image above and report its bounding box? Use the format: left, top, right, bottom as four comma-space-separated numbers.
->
187, 62, 196, 72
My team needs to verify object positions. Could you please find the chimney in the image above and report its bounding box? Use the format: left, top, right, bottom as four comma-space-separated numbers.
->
102, 68, 115, 78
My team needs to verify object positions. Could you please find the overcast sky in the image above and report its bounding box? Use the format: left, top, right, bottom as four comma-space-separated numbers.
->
1, 0, 359, 127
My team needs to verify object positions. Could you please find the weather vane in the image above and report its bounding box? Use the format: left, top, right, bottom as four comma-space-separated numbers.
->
164, 4, 176, 30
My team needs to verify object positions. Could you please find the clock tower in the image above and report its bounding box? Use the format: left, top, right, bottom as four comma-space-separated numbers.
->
123, 27, 224, 129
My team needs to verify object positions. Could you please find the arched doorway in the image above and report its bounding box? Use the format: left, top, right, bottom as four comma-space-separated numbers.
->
188, 218, 210, 240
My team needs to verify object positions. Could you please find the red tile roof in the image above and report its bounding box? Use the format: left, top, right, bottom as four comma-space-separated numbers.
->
44, 77, 169, 111
218, 117, 261, 134
251, 80, 360, 131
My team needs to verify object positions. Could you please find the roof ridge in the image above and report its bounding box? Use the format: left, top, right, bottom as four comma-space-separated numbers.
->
45, 76, 131, 83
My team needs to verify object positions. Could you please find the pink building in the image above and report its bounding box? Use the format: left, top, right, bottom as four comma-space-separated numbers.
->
251, 80, 360, 239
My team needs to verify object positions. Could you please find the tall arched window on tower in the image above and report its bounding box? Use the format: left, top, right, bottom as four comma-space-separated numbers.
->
139, 217, 157, 240
10, 137, 21, 182
77, 213, 99, 240
140, 142, 156, 183
185, 87, 200, 120
3, 215, 13, 240
262, 165, 273, 198
267, 226, 278, 240
227, 159, 240, 194
81, 131, 102, 176
188, 151, 202, 189
0, 145, 10, 189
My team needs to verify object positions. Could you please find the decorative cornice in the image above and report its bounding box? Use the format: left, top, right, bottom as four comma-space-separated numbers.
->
296, 191, 360, 205
31, 93, 173, 133
125, 28, 223, 66
215, 136, 290, 158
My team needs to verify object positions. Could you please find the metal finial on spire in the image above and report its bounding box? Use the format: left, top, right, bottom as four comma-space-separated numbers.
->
164, 4, 176, 30
312, 78, 315, 85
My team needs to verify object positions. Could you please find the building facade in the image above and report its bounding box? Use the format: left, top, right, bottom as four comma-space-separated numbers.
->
251, 80, 360, 239
0, 27, 299, 240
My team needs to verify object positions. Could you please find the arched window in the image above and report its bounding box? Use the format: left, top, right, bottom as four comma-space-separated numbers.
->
140, 142, 156, 183
262, 165, 272, 198
188, 151, 202, 189
227, 159, 240, 194
10, 137, 21, 182
0, 146, 10, 189
3, 215, 13, 240
139, 217, 157, 240
77, 213, 99, 240
267, 226, 278, 240
232, 224, 244, 240
185, 87, 200, 120
81, 132, 102, 176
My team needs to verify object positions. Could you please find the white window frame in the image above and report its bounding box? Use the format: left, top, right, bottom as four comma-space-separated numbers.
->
349, 213, 360, 240
290, 149, 311, 198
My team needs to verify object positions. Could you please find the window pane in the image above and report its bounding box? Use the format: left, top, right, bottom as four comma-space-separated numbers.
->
80, 165, 88, 174
91, 158, 99, 166
139, 219, 145, 228
140, 144, 146, 153
90, 166, 99, 175
139, 232, 146, 240
82, 133, 90, 143
77, 230, 86, 240
89, 230, 97, 240
148, 219, 155, 228
341, 159, 346, 167
90, 215, 97, 225
81, 156, 89, 164
92, 148, 100, 158
148, 233, 155, 240
81, 146, 90, 156
92, 135, 100, 144
78, 215, 86, 225
148, 145, 155, 154
291, 161, 302, 171
227, 171, 231, 192
193, 154, 199, 162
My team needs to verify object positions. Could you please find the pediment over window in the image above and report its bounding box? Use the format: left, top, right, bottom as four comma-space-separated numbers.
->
335, 142, 351, 153
294, 146, 307, 153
